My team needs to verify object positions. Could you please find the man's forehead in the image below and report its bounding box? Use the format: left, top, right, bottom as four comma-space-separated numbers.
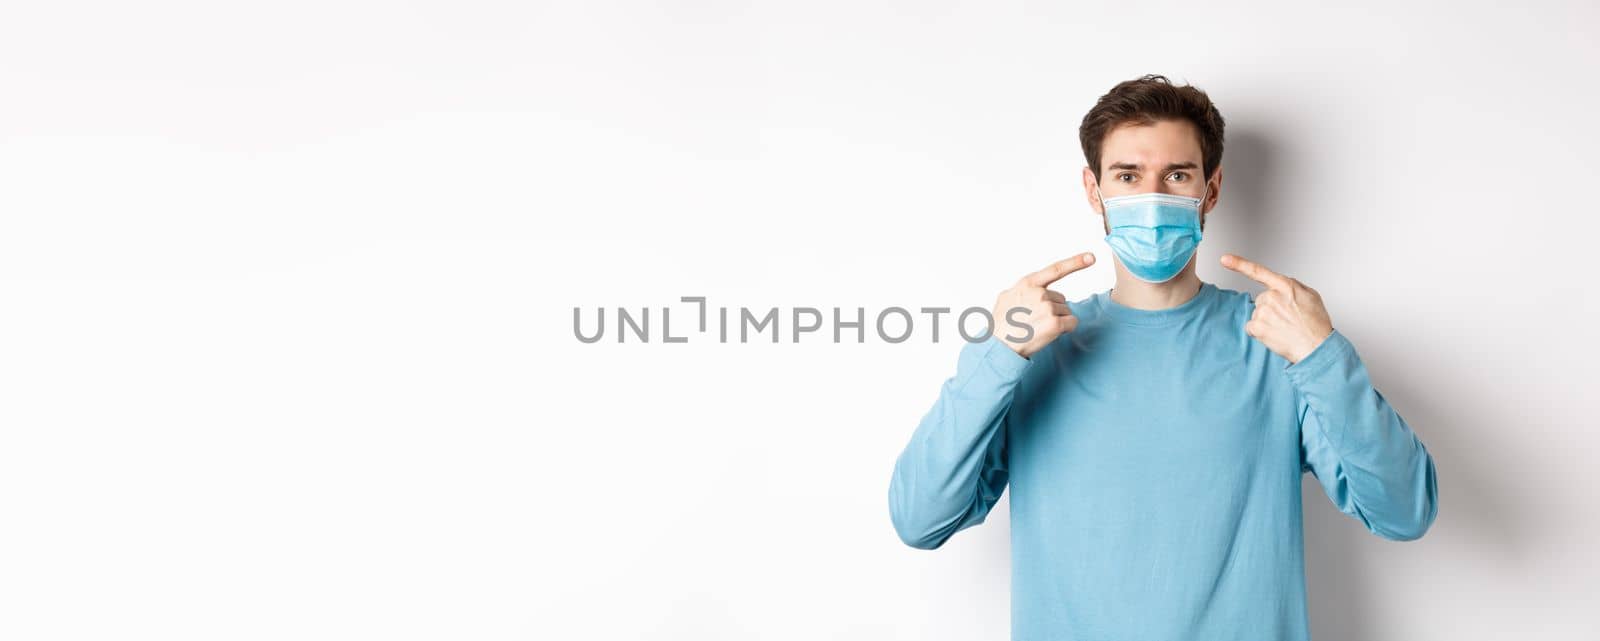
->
1101, 120, 1202, 165
1101, 148, 1203, 171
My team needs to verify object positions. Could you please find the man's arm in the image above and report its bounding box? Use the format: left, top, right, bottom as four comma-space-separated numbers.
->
887, 334, 1030, 550
887, 254, 1090, 550
1219, 253, 1439, 540
1289, 328, 1440, 541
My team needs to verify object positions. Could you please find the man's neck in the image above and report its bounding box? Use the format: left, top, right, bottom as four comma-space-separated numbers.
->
1108, 265, 1204, 311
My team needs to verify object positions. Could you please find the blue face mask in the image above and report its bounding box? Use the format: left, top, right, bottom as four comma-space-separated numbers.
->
1095, 185, 1208, 283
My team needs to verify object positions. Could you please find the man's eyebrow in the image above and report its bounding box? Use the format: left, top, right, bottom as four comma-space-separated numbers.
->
1106, 161, 1200, 171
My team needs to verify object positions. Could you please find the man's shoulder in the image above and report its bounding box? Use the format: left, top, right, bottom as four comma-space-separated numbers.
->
1205, 283, 1256, 323
1065, 289, 1104, 320
1210, 282, 1253, 307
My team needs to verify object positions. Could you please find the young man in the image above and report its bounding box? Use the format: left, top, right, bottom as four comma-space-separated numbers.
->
886, 74, 1438, 641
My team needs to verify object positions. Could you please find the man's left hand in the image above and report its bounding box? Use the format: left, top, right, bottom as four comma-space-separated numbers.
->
1220, 253, 1335, 366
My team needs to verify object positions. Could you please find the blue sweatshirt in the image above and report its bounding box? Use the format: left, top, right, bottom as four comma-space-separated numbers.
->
887, 281, 1438, 641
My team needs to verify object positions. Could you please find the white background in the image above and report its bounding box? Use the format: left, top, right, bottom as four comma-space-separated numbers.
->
2, 1, 1596, 639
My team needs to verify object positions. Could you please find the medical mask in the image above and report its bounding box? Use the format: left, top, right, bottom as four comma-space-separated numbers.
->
1095, 185, 1208, 283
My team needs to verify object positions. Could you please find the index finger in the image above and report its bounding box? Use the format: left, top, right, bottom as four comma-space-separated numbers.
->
1022, 252, 1096, 287
1221, 253, 1293, 291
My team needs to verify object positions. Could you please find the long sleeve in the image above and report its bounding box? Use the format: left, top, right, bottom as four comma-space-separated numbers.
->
1288, 328, 1439, 541
888, 334, 1031, 550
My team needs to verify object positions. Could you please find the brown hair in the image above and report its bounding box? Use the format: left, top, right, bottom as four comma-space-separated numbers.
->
1079, 74, 1226, 183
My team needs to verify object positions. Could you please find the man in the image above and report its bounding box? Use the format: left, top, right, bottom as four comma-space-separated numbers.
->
886, 74, 1438, 641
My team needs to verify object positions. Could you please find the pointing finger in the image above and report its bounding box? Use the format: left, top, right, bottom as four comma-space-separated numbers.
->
1221, 253, 1293, 292
1023, 252, 1096, 288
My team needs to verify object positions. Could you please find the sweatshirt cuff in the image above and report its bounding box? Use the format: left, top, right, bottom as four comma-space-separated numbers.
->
970, 334, 1033, 381
1283, 327, 1353, 380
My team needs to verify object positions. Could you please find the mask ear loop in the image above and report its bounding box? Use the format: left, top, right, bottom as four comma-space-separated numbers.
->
1092, 177, 1111, 237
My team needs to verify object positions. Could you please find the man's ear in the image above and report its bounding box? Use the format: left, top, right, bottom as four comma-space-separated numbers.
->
1201, 164, 1222, 215
1082, 165, 1104, 215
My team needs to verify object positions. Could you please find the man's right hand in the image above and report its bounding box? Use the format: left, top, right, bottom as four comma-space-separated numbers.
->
990, 252, 1095, 359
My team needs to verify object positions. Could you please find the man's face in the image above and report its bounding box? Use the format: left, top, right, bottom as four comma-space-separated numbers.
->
1082, 118, 1219, 234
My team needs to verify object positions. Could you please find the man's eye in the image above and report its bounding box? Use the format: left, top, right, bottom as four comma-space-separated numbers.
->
1168, 171, 1188, 181
1117, 173, 1134, 182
